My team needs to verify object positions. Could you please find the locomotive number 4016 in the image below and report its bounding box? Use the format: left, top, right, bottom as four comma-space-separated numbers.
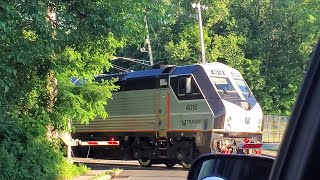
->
186, 104, 198, 110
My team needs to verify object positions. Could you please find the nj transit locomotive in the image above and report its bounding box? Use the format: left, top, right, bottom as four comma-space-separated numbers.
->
72, 62, 263, 168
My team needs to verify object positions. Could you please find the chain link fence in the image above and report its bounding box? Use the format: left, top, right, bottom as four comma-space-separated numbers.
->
262, 115, 289, 143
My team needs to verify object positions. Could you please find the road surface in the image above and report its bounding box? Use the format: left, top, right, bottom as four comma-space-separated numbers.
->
73, 158, 188, 180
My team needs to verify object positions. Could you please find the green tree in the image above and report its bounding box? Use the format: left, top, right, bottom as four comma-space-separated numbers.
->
0, 1, 147, 179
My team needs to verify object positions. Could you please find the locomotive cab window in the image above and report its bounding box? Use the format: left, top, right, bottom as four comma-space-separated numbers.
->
210, 77, 236, 92
170, 76, 203, 100
234, 79, 251, 95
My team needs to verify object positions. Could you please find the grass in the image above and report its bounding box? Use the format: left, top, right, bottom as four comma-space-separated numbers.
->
57, 158, 90, 180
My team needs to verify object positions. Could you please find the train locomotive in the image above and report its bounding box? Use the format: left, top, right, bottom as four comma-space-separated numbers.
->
72, 62, 263, 168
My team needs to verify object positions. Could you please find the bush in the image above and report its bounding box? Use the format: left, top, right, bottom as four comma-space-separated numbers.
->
0, 138, 59, 179
57, 158, 90, 180
0, 121, 89, 180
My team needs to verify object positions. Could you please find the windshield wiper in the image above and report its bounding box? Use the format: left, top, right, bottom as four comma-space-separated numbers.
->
223, 89, 229, 95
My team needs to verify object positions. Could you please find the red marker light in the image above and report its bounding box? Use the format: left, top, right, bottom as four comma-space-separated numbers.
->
110, 137, 115, 141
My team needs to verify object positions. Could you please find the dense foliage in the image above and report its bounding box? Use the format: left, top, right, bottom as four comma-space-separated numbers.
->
0, 0, 319, 179
117, 0, 320, 115
0, 0, 145, 179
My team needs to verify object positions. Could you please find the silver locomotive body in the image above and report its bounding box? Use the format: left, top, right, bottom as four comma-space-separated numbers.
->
72, 63, 263, 167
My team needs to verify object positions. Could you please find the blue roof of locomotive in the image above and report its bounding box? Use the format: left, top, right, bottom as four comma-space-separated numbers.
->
122, 68, 164, 80
96, 65, 199, 81
122, 65, 198, 80
171, 65, 198, 75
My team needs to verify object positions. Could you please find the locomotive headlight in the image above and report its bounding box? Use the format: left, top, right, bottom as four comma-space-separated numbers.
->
226, 117, 232, 131
241, 102, 250, 110
257, 125, 261, 131
225, 124, 231, 131
257, 119, 262, 131
227, 117, 232, 122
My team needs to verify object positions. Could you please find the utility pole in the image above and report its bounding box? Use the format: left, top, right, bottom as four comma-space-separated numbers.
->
144, 16, 154, 66
192, 1, 206, 64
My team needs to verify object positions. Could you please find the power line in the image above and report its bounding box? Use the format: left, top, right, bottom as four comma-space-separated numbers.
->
116, 57, 147, 63
115, 57, 152, 67
111, 64, 132, 72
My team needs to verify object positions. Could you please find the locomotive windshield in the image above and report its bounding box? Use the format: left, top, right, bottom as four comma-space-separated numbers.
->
210, 77, 235, 92
234, 79, 251, 94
